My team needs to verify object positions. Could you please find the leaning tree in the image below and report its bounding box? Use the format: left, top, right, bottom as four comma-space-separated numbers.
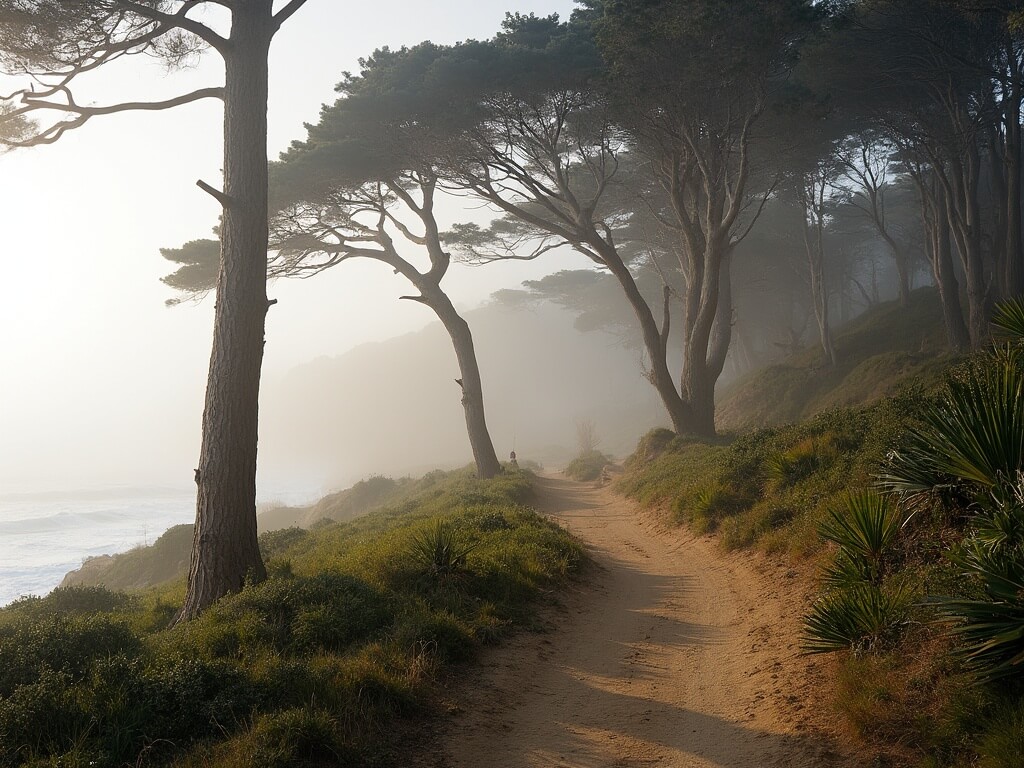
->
162, 42, 505, 479
0, 0, 309, 621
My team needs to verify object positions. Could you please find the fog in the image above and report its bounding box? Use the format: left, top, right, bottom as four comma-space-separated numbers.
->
0, 0, 579, 497
258, 298, 668, 495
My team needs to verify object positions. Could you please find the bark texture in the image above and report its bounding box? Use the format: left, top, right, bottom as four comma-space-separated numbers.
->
176, 2, 273, 623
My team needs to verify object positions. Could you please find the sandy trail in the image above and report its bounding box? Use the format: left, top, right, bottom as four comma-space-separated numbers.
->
439, 474, 852, 768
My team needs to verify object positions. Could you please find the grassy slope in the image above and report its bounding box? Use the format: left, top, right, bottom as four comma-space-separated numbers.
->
617, 296, 1024, 767
0, 468, 585, 768
717, 288, 953, 431
63, 475, 437, 592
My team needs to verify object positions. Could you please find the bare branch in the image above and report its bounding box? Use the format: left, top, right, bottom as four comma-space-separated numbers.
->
111, 0, 229, 53
273, 0, 310, 30
6, 86, 223, 146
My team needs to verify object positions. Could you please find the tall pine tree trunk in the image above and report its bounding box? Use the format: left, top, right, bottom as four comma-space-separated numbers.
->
176, 2, 272, 623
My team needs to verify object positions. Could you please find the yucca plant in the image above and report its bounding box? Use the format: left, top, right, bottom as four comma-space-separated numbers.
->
880, 348, 1024, 503
802, 582, 911, 654
991, 295, 1024, 341
937, 540, 1024, 682
409, 521, 477, 581
819, 491, 905, 586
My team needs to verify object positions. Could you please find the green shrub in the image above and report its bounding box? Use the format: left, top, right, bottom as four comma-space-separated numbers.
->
683, 481, 745, 533
409, 520, 476, 582
802, 583, 912, 654
0, 614, 142, 695
247, 706, 344, 768
764, 436, 832, 488
936, 540, 1024, 682
881, 349, 1024, 502
188, 572, 391, 658
977, 697, 1024, 768
3, 586, 135, 617
819, 492, 905, 586
564, 450, 611, 481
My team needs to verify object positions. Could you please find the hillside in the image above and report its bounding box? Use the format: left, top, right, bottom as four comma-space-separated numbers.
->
258, 299, 667, 488
615, 299, 1024, 767
2, 469, 584, 768
717, 288, 954, 431
62, 474, 436, 591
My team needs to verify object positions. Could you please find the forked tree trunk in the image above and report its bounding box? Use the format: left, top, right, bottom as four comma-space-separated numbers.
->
176, 2, 272, 623
598, 243, 692, 435
680, 242, 729, 439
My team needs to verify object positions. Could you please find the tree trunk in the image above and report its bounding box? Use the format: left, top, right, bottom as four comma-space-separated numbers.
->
892, 249, 911, 308
799, 180, 836, 367
598, 243, 692, 435
1006, 68, 1023, 297
941, 148, 991, 349
933, 207, 970, 352
680, 241, 727, 439
176, 2, 272, 623
422, 289, 502, 479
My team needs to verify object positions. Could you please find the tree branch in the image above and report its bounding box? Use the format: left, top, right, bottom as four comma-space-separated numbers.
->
273, 0, 310, 30
112, 0, 229, 53
8, 86, 224, 146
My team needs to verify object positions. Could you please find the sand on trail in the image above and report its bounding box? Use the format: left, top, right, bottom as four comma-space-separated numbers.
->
438, 473, 854, 768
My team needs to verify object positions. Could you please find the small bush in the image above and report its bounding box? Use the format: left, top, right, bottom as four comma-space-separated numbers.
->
802, 583, 911, 654
565, 450, 611, 481
977, 698, 1024, 768
247, 706, 344, 768
4, 585, 135, 617
819, 491, 905, 586
0, 614, 142, 695
409, 521, 476, 582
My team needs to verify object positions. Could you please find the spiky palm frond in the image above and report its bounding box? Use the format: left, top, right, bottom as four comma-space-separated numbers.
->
819, 492, 905, 585
880, 351, 1024, 500
802, 583, 911, 655
992, 296, 1024, 341
409, 521, 476, 580
937, 541, 1024, 682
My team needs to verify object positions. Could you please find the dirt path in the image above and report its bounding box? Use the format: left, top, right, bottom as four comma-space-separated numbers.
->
438, 474, 853, 768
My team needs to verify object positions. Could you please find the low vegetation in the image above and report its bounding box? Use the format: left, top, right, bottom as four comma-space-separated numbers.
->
564, 449, 613, 481
63, 474, 442, 592
0, 468, 585, 767
717, 289, 953, 432
617, 297, 1024, 767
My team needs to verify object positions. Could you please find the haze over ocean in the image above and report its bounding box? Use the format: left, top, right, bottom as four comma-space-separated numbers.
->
0, 484, 319, 605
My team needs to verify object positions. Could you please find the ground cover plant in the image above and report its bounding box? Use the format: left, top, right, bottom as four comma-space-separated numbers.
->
0, 468, 585, 768
564, 450, 613, 482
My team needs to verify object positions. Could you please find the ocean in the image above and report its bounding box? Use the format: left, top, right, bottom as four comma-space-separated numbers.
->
0, 485, 319, 607
0, 488, 196, 606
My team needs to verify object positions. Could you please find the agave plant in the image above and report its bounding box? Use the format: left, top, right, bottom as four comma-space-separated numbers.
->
991, 295, 1024, 341
880, 348, 1024, 503
937, 540, 1024, 682
802, 582, 911, 655
819, 491, 905, 585
409, 521, 477, 581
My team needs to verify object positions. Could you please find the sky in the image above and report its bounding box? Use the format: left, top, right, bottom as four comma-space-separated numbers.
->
0, 0, 584, 496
